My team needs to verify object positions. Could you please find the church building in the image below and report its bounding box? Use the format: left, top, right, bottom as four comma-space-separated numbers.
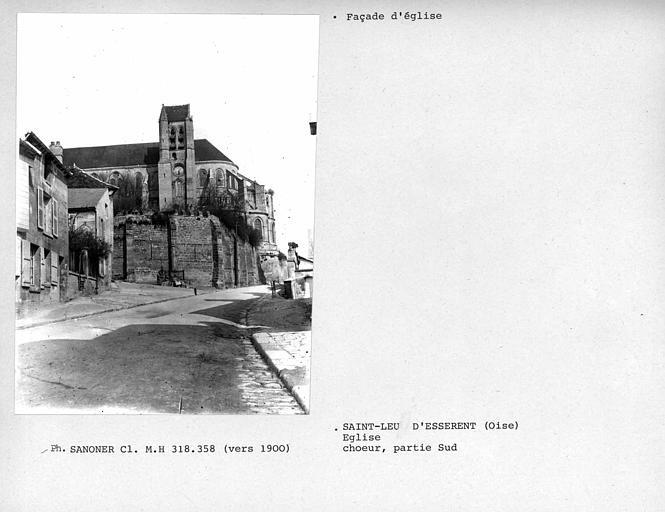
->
61, 104, 278, 255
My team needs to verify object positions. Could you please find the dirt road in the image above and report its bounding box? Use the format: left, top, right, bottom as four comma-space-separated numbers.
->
16, 286, 304, 414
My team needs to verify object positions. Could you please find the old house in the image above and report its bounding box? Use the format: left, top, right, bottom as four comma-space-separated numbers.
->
16, 133, 68, 306
65, 165, 116, 294
67, 187, 114, 291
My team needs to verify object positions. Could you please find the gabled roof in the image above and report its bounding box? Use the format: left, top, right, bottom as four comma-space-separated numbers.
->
63, 142, 160, 169
23, 131, 68, 177
68, 188, 107, 210
67, 165, 118, 193
164, 104, 190, 122
63, 139, 234, 169
194, 139, 234, 163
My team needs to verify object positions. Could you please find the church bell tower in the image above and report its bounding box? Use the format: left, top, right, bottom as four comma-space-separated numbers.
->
157, 104, 195, 211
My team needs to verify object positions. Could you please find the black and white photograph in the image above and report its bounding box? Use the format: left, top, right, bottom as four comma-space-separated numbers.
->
14, 13, 318, 414
3, 1, 665, 510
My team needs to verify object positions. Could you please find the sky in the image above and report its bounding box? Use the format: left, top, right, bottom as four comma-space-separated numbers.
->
17, 13, 319, 255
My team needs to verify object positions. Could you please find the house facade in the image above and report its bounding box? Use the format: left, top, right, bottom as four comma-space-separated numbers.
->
68, 187, 114, 289
16, 133, 68, 305
62, 104, 279, 257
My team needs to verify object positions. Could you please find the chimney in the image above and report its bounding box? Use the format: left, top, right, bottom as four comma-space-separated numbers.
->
49, 141, 63, 163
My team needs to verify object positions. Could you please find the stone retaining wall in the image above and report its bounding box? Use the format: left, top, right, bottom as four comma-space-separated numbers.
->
113, 214, 261, 288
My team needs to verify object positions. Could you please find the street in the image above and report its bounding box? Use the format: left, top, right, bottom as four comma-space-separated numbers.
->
16, 286, 306, 414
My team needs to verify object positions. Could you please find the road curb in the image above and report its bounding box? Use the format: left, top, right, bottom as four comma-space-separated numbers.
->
15, 292, 199, 331
250, 333, 310, 414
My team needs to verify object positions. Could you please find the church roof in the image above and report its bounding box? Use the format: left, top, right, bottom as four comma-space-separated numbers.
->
63, 139, 234, 169
164, 104, 190, 121
68, 188, 107, 210
194, 139, 234, 162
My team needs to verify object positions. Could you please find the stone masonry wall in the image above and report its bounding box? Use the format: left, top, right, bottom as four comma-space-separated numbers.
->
112, 229, 125, 279
113, 214, 261, 288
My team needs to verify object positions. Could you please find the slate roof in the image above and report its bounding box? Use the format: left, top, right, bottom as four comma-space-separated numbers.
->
68, 188, 107, 210
67, 166, 119, 192
164, 104, 190, 121
194, 139, 234, 162
23, 132, 67, 177
63, 139, 234, 169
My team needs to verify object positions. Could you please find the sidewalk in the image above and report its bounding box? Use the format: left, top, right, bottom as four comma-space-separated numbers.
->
246, 295, 312, 413
16, 281, 201, 330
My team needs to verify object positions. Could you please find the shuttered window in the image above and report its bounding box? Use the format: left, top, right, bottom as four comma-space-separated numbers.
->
51, 252, 58, 285
52, 199, 58, 237
16, 237, 22, 277
21, 241, 31, 286
37, 188, 44, 229
40, 247, 47, 286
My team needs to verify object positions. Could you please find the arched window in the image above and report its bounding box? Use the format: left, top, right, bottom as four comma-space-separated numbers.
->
173, 166, 185, 203
135, 172, 143, 208
174, 179, 184, 202
169, 127, 176, 150
271, 223, 276, 244
108, 172, 120, 187
216, 169, 225, 187
253, 218, 263, 235
199, 169, 209, 187
228, 174, 238, 190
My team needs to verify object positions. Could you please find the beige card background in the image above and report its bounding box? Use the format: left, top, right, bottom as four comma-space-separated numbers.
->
2, 1, 665, 510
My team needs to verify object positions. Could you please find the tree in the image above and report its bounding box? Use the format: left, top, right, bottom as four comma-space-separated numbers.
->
113, 175, 140, 214
68, 226, 111, 276
202, 188, 261, 245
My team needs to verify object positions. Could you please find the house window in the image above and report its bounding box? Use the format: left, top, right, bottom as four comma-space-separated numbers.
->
20, 240, 30, 286
43, 195, 52, 236
51, 252, 59, 286
52, 198, 58, 237
37, 188, 44, 229
16, 237, 21, 277
30, 244, 39, 286
43, 249, 51, 285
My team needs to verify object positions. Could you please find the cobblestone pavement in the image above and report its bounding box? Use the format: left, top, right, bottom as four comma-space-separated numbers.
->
245, 295, 312, 412
251, 331, 311, 412
233, 337, 304, 415
16, 286, 304, 414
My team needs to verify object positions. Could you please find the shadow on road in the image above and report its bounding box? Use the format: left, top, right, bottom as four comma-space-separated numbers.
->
191, 296, 262, 325
202, 291, 265, 302
17, 321, 302, 415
